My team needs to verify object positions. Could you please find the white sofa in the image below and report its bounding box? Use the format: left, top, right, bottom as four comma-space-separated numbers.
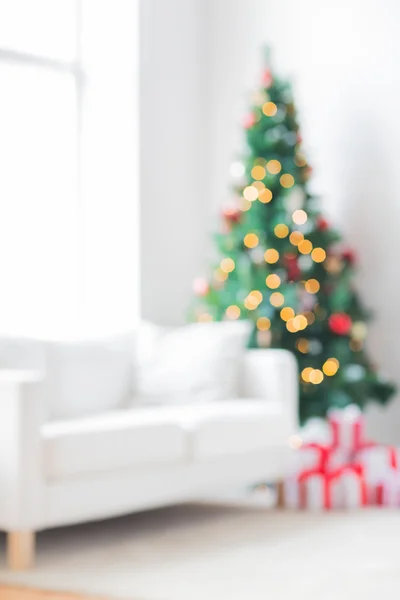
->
0, 325, 298, 570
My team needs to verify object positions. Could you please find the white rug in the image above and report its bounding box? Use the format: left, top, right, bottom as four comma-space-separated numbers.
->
1, 502, 400, 600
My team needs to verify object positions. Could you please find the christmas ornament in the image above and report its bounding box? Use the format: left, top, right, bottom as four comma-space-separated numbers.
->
192, 278, 209, 297
342, 248, 357, 265
317, 216, 329, 231
284, 253, 300, 281
222, 207, 241, 224
329, 313, 352, 336
262, 69, 273, 88
243, 113, 256, 129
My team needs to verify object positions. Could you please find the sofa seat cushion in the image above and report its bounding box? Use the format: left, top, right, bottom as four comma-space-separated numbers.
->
42, 407, 188, 481
188, 400, 292, 460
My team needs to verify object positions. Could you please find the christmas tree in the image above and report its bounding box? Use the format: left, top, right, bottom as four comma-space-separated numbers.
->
192, 51, 395, 423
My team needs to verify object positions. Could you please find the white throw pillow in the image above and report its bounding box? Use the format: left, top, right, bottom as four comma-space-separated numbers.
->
45, 334, 135, 420
133, 320, 251, 405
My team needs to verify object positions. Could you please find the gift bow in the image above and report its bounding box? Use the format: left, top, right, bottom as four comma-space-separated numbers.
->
298, 461, 367, 509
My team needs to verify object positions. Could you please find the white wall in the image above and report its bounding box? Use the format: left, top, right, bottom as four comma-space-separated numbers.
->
140, 0, 207, 325
204, 0, 400, 441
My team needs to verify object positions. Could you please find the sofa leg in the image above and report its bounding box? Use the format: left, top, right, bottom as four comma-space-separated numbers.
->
7, 531, 35, 570
276, 480, 285, 509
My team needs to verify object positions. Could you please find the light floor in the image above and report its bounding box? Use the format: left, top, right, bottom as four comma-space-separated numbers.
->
0, 502, 400, 600
0, 587, 99, 600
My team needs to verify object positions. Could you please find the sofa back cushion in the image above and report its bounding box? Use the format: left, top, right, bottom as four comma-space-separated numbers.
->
0, 336, 46, 372
134, 320, 251, 405
45, 335, 134, 420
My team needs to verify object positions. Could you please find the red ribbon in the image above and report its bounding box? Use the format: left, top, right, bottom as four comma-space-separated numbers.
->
298, 462, 367, 509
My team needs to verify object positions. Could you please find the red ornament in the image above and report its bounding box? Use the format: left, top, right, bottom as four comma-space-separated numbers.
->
296, 132, 303, 144
223, 207, 241, 224
243, 113, 256, 129
342, 248, 357, 265
262, 69, 273, 88
285, 253, 301, 282
317, 216, 329, 231
329, 313, 352, 336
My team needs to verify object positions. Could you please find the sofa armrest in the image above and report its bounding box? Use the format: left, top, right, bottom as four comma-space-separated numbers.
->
0, 370, 45, 530
241, 349, 299, 431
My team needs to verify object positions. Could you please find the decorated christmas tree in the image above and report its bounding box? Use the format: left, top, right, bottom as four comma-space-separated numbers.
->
192, 51, 395, 423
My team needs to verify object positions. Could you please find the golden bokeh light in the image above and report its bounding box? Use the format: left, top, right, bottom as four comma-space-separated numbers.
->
280, 173, 295, 188
311, 247, 327, 263
258, 188, 273, 203
289, 231, 304, 246
198, 313, 213, 323
244, 295, 259, 310
243, 185, 259, 202
262, 101, 278, 117
301, 367, 313, 383
304, 311, 316, 325
266, 159, 282, 175
252, 180, 265, 190
296, 338, 310, 354
352, 321, 368, 341
244, 233, 259, 248
251, 165, 266, 180
305, 279, 320, 294
288, 434, 303, 450
292, 209, 308, 225
264, 248, 279, 264
226, 305, 241, 320
286, 319, 297, 333
270, 292, 285, 307
214, 268, 228, 282
274, 223, 289, 238
250, 290, 263, 304
220, 258, 235, 273
257, 316, 271, 331
325, 255, 343, 274
309, 369, 324, 385
294, 154, 307, 167
240, 198, 252, 212
323, 358, 340, 376
293, 315, 308, 330
266, 274, 281, 289
298, 239, 313, 254
350, 339, 363, 352
280, 307, 295, 322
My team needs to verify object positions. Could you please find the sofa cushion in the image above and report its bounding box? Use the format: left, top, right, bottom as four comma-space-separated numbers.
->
42, 406, 188, 480
134, 320, 251, 405
188, 400, 292, 460
0, 336, 46, 372
44, 334, 134, 420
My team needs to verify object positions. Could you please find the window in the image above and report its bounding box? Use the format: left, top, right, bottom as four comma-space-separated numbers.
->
0, 0, 138, 339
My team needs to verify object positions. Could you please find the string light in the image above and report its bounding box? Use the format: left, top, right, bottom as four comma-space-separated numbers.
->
252, 181, 265, 190
244, 291, 263, 311
226, 305, 241, 320
280, 307, 295, 321
323, 358, 340, 376
305, 279, 320, 294
264, 248, 279, 263
292, 209, 307, 225
266, 274, 281, 289
311, 247, 327, 263
289, 231, 304, 246
240, 198, 252, 212
251, 165, 266, 180
244, 233, 259, 248
304, 311, 316, 325
280, 173, 295, 188
309, 369, 324, 384
293, 315, 308, 330
257, 317, 271, 331
198, 313, 213, 323
286, 319, 297, 333
270, 292, 284, 307
250, 290, 263, 303
296, 338, 310, 353
243, 185, 259, 202
294, 154, 307, 167
352, 322, 368, 341
258, 188, 273, 203
220, 258, 235, 273
274, 223, 289, 238
301, 367, 313, 383
288, 434, 303, 450
214, 268, 228, 282
266, 159, 282, 175
262, 101, 278, 117
325, 256, 343, 274
298, 239, 313, 254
